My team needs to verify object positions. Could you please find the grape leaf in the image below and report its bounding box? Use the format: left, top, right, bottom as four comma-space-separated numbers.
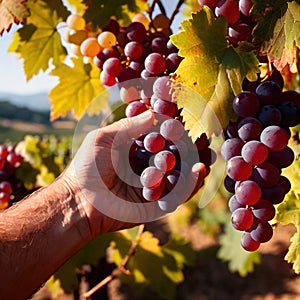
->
217, 221, 261, 276
170, 8, 259, 138
111, 232, 195, 300
8, 0, 68, 80
0, 0, 29, 35
284, 229, 300, 274
253, 1, 300, 70
49, 57, 108, 120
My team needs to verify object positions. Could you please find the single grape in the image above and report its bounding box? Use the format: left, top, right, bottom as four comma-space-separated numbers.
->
231, 207, 254, 231
142, 184, 164, 201
221, 137, 244, 160
154, 150, 176, 172
143, 132, 166, 153
252, 199, 275, 221
215, 0, 240, 24
157, 194, 179, 213
64, 29, 88, 45
66, 14, 86, 30
228, 194, 245, 213
198, 148, 217, 166
126, 22, 147, 42
117, 67, 139, 84
102, 57, 122, 77
267, 146, 294, 169
160, 119, 185, 142
235, 180, 262, 205
102, 18, 120, 35
198, 0, 219, 8
100, 71, 116, 86
250, 220, 273, 243
226, 156, 252, 181
166, 53, 182, 72
97, 31, 117, 48
256, 81, 282, 105
232, 91, 260, 117
125, 100, 148, 117
140, 166, 164, 188
228, 23, 252, 46
153, 99, 178, 118
260, 125, 289, 151
226, 121, 239, 138
241, 140, 268, 165
80, 37, 101, 57
252, 162, 280, 188
238, 117, 263, 142
144, 53, 166, 75
257, 105, 282, 126
279, 90, 300, 107
151, 37, 168, 55
124, 41, 143, 60
152, 14, 171, 30
153, 76, 173, 101
241, 231, 260, 252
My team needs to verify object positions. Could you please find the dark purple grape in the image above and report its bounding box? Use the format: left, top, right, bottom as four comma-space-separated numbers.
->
151, 37, 168, 54
278, 101, 300, 127
279, 90, 300, 106
260, 125, 289, 151
252, 162, 280, 188
252, 199, 275, 221
228, 22, 252, 45
257, 105, 282, 126
267, 146, 294, 169
238, 117, 263, 141
126, 22, 146, 42
224, 175, 236, 193
166, 53, 182, 72
228, 194, 245, 213
256, 81, 282, 105
215, 0, 240, 24
241, 231, 260, 251
233, 91, 260, 117
226, 156, 252, 181
153, 99, 178, 118
250, 220, 273, 243
221, 137, 244, 160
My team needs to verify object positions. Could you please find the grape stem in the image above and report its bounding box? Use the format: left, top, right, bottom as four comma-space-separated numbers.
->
82, 224, 145, 299
148, 0, 167, 20
169, 0, 184, 26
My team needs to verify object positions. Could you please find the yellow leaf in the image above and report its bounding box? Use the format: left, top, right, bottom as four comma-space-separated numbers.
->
138, 231, 163, 257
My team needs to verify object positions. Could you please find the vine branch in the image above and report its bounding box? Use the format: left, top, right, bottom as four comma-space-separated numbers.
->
82, 224, 145, 299
170, 0, 185, 27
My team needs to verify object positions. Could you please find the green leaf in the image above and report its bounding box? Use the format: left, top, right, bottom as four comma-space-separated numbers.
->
171, 8, 259, 138
217, 221, 261, 277
0, 0, 29, 35
254, 1, 300, 70
49, 57, 108, 120
8, 0, 68, 80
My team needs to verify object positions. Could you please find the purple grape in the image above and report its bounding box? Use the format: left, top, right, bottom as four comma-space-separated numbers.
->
144, 132, 166, 153
231, 207, 254, 231
232, 91, 260, 117
241, 140, 268, 165
228, 194, 245, 213
257, 105, 282, 126
124, 41, 143, 60
239, 0, 253, 17
102, 57, 122, 76
126, 22, 146, 42
252, 162, 280, 188
267, 146, 294, 169
140, 166, 164, 188
235, 180, 262, 206
153, 99, 178, 118
164, 169, 182, 191
224, 175, 236, 193
153, 76, 173, 101
228, 23, 252, 45
157, 193, 179, 212
151, 37, 168, 54
142, 184, 165, 201
221, 137, 244, 160
256, 81, 282, 105
160, 119, 185, 142
154, 150, 176, 172
238, 117, 263, 142
252, 199, 275, 221
215, 0, 240, 24
125, 101, 148, 117
226, 156, 252, 181
166, 53, 182, 72
144, 53, 166, 75
241, 231, 260, 251
278, 101, 300, 127
260, 125, 289, 151
250, 220, 273, 243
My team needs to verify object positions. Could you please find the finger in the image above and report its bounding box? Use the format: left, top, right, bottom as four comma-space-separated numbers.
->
102, 110, 154, 146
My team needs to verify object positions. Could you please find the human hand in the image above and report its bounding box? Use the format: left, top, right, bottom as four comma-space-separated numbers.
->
61, 110, 208, 239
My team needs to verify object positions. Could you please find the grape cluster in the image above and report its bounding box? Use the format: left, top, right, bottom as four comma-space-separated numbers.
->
0, 145, 24, 210
64, 13, 182, 86
198, 0, 255, 46
127, 76, 216, 212
222, 74, 300, 251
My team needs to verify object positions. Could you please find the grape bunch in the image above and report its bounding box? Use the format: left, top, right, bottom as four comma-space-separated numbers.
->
0, 144, 24, 210
64, 13, 182, 87
222, 72, 300, 251
198, 0, 255, 47
127, 76, 216, 212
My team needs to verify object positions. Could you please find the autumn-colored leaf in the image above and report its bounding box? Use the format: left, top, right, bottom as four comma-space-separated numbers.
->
0, 0, 29, 35
8, 0, 68, 80
171, 8, 259, 138
49, 57, 108, 120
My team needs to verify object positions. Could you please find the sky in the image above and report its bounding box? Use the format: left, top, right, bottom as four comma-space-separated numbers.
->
0, 1, 183, 96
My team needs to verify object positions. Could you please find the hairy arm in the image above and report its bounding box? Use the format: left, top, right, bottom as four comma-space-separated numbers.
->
0, 177, 91, 300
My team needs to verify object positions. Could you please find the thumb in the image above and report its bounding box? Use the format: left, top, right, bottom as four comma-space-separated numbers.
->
103, 110, 155, 146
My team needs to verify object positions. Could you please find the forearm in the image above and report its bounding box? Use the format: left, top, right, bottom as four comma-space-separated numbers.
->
0, 177, 91, 300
